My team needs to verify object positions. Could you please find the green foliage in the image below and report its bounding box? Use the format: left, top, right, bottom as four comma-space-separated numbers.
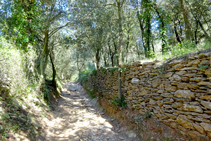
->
118, 66, 126, 72
111, 96, 127, 108
109, 68, 118, 75
86, 89, 96, 99
155, 41, 211, 61
78, 70, 92, 82
161, 135, 172, 141
101, 68, 107, 73
0, 37, 48, 139
0, 36, 37, 97
84, 84, 96, 99
92, 69, 97, 76
168, 40, 196, 57
144, 111, 152, 118
10, 1, 41, 50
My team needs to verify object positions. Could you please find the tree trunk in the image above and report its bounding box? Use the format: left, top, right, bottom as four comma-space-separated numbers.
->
49, 52, 56, 88
104, 55, 107, 67
108, 41, 114, 67
179, 0, 192, 40
95, 48, 100, 69
151, 39, 155, 54
174, 20, 182, 43
40, 30, 49, 79
198, 20, 211, 42
154, 5, 166, 54
114, 40, 118, 66
125, 34, 130, 63
146, 14, 151, 58
137, 11, 146, 58
117, 0, 123, 66
194, 21, 199, 44
116, 0, 124, 98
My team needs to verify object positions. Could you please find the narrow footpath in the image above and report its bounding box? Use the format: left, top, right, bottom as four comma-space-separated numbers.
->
40, 82, 139, 141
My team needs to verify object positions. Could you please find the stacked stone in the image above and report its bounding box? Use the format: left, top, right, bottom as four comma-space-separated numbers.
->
122, 53, 211, 139
88, 68, 119, 99
84, 52, 211, 139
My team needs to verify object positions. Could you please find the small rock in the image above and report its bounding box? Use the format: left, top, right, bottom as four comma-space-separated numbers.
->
201, 100, 211, 109
182, 104, 203, 113
164, 72, 173, 78
176, 115, 194, 129
200, 123, 211, 132
174, 90, 195, 99
126, 130, 137, 138
193, 123, 205, 134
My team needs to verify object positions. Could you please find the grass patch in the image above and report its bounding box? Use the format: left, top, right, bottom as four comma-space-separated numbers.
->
101, 68, 107, 74
156, 41, 211, 61
78, 70, 92, 83
111, 96, 127, 108
108, 67, 118, 75
84, 84, 96, 99
92, 69, 97, 76
86, 89, 96, 99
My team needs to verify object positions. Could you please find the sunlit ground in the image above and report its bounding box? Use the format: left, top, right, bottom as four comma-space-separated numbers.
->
38, 82, 138, 141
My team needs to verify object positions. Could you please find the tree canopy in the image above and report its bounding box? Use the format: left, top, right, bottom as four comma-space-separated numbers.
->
0, 0, 211, 81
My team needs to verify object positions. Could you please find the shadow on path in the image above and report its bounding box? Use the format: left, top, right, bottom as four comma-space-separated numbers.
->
39, 82, 139, 141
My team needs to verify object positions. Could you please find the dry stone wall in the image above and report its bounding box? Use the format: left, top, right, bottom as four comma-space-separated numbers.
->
84, 52, 211, 139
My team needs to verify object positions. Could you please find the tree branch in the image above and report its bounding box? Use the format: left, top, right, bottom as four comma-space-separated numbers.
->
49, 22, 69, 38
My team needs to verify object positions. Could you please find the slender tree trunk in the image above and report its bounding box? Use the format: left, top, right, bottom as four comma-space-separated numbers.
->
179, 0, 192, 40
117, 0, 123, 65
108, 42, 114, 67
137, 11, 147, 58
40, 30, 49, 79
95, 48, 100, 69
116, 0, 124, 98
154, 5, 166, 54
151, 39, 155, 54
198, 20, 211, 42
174, 20, 182, 44
126, 34, 130, 63
146, 15, 151, 58
111, 54, 114, 67
136, 45, 141, 60
194, 21, 199, 44
104, 55, 107, 67
114, 41, 118, 66
49, 52, 56, 88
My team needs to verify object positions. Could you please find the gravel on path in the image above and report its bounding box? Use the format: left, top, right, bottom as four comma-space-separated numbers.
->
42, 82, 140, 141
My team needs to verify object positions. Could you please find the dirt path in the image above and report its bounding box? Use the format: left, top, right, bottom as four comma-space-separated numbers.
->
40, 82, 139, 141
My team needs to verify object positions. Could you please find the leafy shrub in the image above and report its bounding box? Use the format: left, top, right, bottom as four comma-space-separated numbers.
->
92, 69, 97, 76
101, 68, 107, 73
111, 96, 127, 108
78, 70, 92, 82
84, 84, 96, 99
155, 41, 211, 61
0, 36, 48, 139
144, 111, 152, 118
109, 67, 118, 75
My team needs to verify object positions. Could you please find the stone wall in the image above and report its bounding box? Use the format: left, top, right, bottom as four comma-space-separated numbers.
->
83, 52, 211, 139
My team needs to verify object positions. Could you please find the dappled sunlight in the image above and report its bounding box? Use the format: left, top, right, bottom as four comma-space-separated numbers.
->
40, 82, 138, 141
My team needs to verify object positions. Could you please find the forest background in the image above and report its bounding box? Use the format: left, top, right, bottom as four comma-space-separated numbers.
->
0, 0, 211, 139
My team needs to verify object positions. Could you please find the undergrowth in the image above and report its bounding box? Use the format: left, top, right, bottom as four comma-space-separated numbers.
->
155, 41, 211, 61
0, 36, 49, 140
78, 70, 92, 83
111, 96, 127, 108
84, 84, 96, 99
